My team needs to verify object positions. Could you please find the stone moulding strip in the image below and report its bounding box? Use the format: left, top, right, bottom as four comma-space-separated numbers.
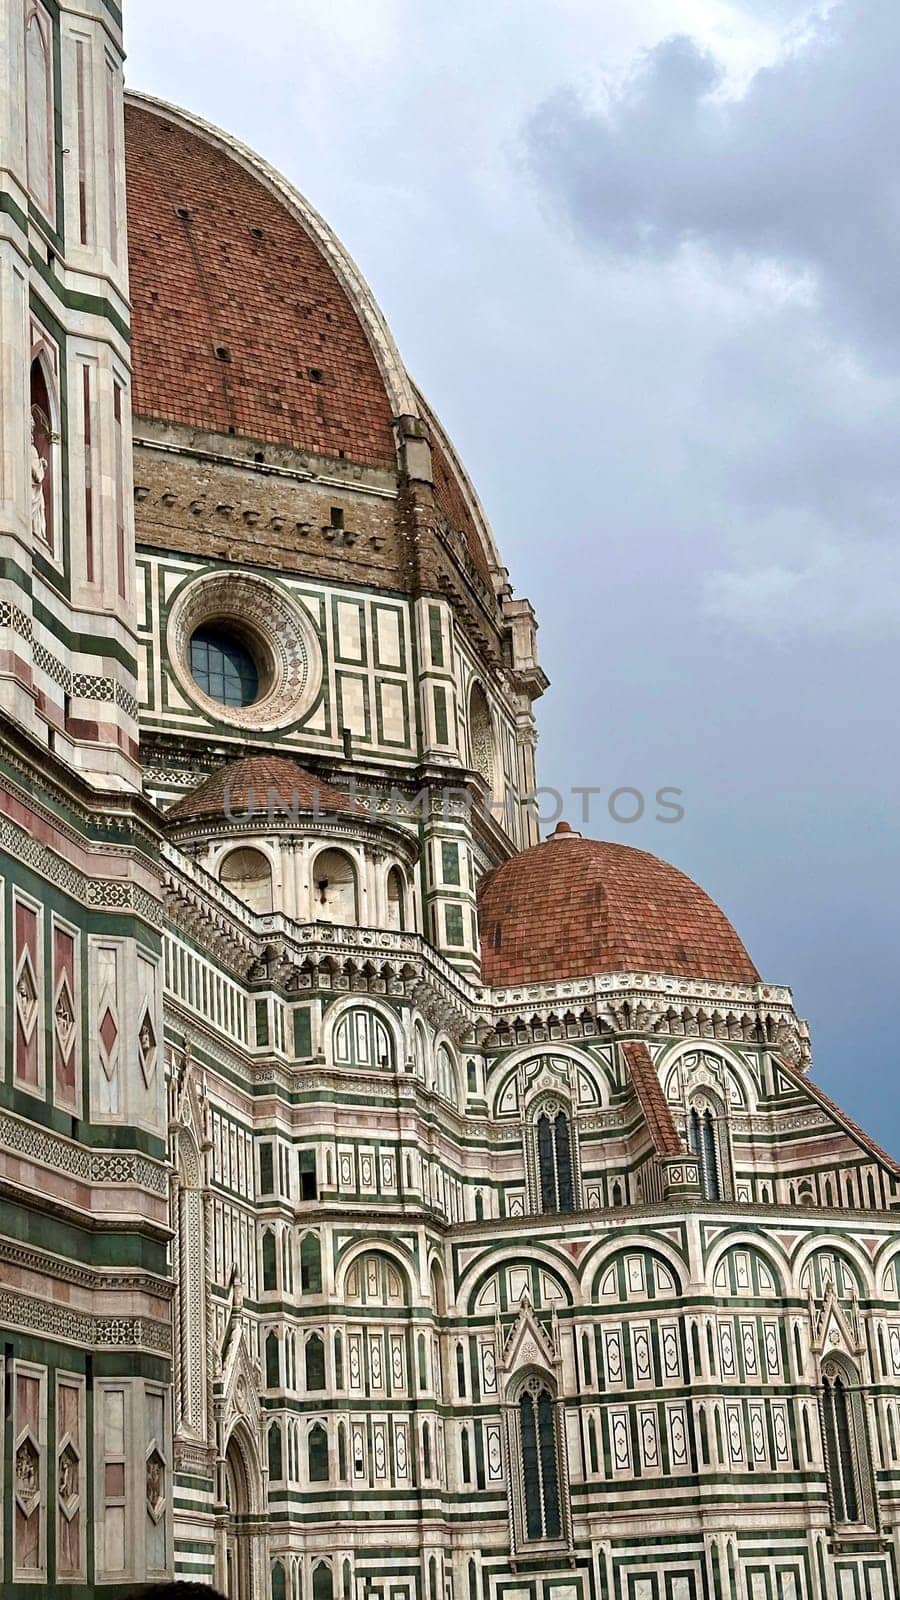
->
0, 1287, 171, 1353
0, 1233, 174, 1297
0, 1107, 168, 1194
0, 810, 163, 928
133, 433, 398, 501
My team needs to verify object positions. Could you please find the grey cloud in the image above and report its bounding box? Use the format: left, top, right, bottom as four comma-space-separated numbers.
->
528, 2, 900, 355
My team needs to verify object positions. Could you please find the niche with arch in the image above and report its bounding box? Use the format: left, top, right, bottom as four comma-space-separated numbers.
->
312, 848, 358, 925
468, 682, 497, 792
219, 846, 273, 913
386, 864, 408, 930
30, 353, 56, 554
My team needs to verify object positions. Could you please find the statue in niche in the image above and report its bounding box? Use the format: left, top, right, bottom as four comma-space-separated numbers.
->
30, 424, 47, 544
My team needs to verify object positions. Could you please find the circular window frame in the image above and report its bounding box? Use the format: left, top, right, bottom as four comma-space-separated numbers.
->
168, 571, 323, 730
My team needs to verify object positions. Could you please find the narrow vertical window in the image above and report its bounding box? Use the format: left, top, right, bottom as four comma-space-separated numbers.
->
305, 1335, 326, 1392
74, 38, 91, 243
105, 58, 119, 262
688, 1104, 724, 1201
81, 364, 95, 580
822, 1360, 869, 1525
25, 7, 54, 219
113, 381, 126, 598
535, 1105, 576, 1214
554, 1112, 574, 1211
517, 1379, 563, 1542
308, 1424, 329, 1483
261, 1230, 277, 1292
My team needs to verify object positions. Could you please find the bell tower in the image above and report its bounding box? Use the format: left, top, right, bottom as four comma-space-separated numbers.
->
0, 0, 139, 788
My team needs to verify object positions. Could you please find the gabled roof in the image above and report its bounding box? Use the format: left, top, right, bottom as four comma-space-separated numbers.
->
622, 1040, 684, 1157
776, 1056, 900, 1175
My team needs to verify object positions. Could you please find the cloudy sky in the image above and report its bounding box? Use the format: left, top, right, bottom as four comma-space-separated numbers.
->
127, 0, 900, 1153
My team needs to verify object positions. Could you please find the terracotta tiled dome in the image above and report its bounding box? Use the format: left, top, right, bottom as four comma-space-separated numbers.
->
477, 823, 759, 988
164, 755, 359, 827
124, 99, 397, 467
123, 96, 500, 589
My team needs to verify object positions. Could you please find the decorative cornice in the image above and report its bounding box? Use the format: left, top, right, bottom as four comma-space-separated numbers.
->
0, 1287, 172, 1353
0, 1108, 169, 1194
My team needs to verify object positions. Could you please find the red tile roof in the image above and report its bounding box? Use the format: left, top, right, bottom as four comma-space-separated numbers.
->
622, 1040, 684, 1156
429, 424, 493, 587
478, 823, 760, 987
124, 101, 396, 466
165, 755, 360, 826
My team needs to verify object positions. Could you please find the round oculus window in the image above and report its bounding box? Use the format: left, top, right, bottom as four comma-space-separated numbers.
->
167, 570, 324, 731
189, 625, 260, 708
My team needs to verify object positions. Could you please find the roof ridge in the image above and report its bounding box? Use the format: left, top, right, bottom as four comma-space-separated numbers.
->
621, 1040, 685, 1158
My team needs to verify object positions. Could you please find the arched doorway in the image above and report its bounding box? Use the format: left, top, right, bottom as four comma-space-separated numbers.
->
221, 1427, 256, 1600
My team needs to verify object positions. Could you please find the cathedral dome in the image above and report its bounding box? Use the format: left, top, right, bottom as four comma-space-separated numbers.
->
477, 822, 759, 988
123, 94, 499, 584
164, 755, 360, 827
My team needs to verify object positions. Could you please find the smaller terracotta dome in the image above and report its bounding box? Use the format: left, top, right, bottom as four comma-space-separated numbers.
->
164, 755, 359, 826
477, 824, 759, 988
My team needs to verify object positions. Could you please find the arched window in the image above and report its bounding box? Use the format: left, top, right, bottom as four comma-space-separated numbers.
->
265, 1331, 280, 1388
422, 1420, 432, 1481
262, 1230, 277, 1292
334, 1330, 344, 1389
333, 1008, 395, 1071
272, 1561, 287, 1600
413, 1022, 428, 1082
312, 849, 358, 926
386, 866, 407, 931
306, 1334, 326, 1391
517, 1377, 563, 1542
822, 1357, 874, 1527
300, 1233, 322, 1294
220, 847, 273, 913
313, 1563, 333, 1600
267, 1420, 283, 1481
468, 683, 495, 791
434, 1043, 460, 1108
308, 1424, 329, 1484
30, 356, 55, 552
534, 1102, 576, 1214
687, 1097, 728, 1200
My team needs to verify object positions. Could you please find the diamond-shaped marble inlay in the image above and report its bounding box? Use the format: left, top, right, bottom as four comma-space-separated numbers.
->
58, 1442, 79, 1517
54, 979, 76, 1057
15, 959, 38, 1037
15, 1436, 40, 1514
146, 1447, 165, 1520
138, 1007, 157, 1085
100, 1007, 118, 1058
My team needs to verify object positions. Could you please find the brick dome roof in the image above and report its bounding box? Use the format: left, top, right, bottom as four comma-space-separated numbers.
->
165, 756, 359, 827
123, 95, 501, 582
477, 823, 759, 988
124, 98, 397, 466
